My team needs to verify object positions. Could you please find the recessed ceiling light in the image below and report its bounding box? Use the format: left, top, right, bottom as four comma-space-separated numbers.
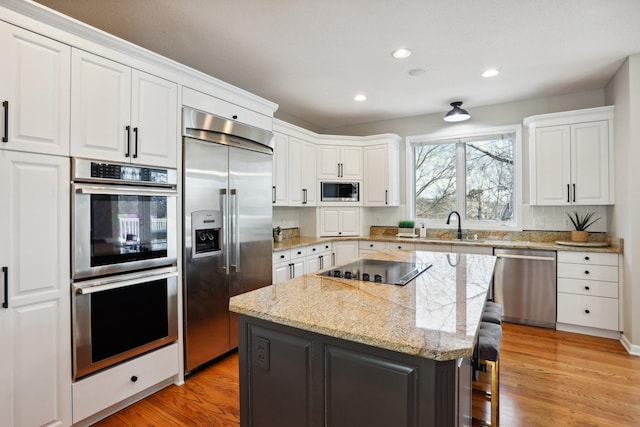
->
482, 68, 500, 78
354, 94, 367, 102
392, 48, 412, 59
408, 68, 425, 77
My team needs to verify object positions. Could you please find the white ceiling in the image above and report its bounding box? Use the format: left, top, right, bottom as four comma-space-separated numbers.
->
34, 0, 640, 130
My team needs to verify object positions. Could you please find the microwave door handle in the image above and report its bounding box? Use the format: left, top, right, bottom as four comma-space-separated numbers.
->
230, 189, 240, 273
220, 189, 229, 274
75, 184, 177, 197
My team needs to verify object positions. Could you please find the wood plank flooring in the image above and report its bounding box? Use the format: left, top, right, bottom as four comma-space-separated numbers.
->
94, 323, 640, 426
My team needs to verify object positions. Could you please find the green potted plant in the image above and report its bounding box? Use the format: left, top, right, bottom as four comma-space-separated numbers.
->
397, 220, 416, 236
566, 211, 600, 242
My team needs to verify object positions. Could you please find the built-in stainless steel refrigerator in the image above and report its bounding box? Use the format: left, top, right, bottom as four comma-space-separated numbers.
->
182, 108, 273, 372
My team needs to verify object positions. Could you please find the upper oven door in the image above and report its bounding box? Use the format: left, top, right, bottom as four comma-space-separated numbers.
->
72, 183, 177, 279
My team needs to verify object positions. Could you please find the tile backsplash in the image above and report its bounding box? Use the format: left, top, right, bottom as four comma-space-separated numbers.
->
522, 205, 608, 232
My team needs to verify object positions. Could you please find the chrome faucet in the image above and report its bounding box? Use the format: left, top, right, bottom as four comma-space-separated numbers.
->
446, 210, 462, 240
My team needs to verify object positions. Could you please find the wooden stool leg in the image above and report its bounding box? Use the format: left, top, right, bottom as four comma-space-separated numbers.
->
489, 359, 499, 426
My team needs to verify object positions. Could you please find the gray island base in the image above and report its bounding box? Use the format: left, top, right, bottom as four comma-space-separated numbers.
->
230, 250, 496, 427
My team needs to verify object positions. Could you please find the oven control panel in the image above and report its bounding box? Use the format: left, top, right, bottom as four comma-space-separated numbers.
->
72, 158, 177, 186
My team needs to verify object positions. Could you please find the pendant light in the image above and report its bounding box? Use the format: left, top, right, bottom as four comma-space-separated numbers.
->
444, 101, 470, 122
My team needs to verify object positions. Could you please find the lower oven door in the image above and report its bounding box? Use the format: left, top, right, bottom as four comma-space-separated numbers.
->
72, 183, 178, 280
72, 267, 179, 380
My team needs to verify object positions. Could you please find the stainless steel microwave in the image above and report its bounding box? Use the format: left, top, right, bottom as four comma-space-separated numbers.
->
321, 181, 360, 202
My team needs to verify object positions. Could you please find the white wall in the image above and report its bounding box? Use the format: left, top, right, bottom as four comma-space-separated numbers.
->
606, 55, 640, 351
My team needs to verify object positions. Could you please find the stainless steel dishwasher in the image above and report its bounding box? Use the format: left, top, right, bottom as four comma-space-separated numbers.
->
493, 248, 557, 328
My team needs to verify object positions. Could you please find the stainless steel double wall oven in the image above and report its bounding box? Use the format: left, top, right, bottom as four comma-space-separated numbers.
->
71, 158, 179, 379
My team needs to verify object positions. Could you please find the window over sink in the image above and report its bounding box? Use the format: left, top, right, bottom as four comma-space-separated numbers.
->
407, 125, 522, 230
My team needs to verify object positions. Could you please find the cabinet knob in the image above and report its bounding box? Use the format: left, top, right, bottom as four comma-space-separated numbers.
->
585, 256, 590, 261
312, 248, 316, 252
584, 270, 590, 275
585, 286, 590, 290
338, 232, 342, 235
585, 309, 590, 314
280, 255, 285, 259
232, 115, 238, 120
131, 375, 138, 382
297, 251, 302, 255
369, 244, 374, 247
398, 245, 402, 249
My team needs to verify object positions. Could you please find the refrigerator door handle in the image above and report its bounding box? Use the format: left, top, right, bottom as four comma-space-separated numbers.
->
220, 189, 229, 274
230, 189, 240, 273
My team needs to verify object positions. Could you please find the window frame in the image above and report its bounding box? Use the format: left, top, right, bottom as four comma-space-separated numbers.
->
406, 124, 523, 231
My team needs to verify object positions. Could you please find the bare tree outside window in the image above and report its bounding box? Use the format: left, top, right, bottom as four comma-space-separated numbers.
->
413, 133, 515, 224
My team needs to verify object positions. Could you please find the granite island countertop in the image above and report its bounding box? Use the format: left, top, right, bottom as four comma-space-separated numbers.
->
230, 249, 496, 361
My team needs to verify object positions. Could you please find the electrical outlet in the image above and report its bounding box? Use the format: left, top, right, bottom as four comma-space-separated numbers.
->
253, 336, 270, 371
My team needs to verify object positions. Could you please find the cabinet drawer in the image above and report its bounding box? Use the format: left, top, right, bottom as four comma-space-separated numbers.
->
359, 241, 386, 251
557, 278, 618, 298
306, 243, 331, 256
557, 293, 618, 331
385, 242, 415, 251
73, 343, 178, 423
415, 243, 451, 253
557, 251, 618, 266
273, 250, 290, 263
557, 263, 617, 282
451, 245, 493, 255
290, 247, 306, 260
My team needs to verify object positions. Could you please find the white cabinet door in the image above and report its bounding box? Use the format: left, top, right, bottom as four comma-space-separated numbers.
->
130, 70, 178, 168
291, 259, 305, 279
571, 121, 610, 205
318, 145, 340, 179
533, 125, 572, 205
288, 137, 316, 206
306, 256, 321, 274
340, 145, 363, 179
332, 241, 359, 266
319, 207, 360, 237
0, 151, 71, 427
71, 49, 131, 163
317, 145, 362, 180
0, 22, 71, 156
363, 142, 399, 206
272, 132, 288, 206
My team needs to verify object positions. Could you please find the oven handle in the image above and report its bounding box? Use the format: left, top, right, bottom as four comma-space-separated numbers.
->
74, 270, 179, 295
75, 184, 177, 197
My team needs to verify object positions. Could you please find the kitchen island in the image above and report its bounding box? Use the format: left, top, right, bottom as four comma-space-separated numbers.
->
229, 250, 496, 427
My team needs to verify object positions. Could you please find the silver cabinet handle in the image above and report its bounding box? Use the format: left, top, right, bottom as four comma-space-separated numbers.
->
2, 101, 8, 143
302, 188, 307, 204
385, 189, 388, 205
319, 255, 324, 270
272, 186, 276, 204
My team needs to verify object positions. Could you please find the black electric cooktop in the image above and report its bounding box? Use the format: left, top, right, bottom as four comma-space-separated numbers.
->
318, 259, 432, 286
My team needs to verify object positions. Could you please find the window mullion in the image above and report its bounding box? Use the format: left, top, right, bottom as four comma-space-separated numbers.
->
456, 142, 466, 220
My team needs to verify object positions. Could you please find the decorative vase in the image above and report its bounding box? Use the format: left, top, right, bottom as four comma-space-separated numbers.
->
571, 230, 589, 243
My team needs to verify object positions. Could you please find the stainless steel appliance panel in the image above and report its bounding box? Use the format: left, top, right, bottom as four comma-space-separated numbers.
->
493, 248, 557, 328
228, 145, 273, 347
184, 138, 232, 371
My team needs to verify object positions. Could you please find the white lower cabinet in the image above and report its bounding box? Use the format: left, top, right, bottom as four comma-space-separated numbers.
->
332, 241, 359, 266
385, 242, 415, 251
0, 151, 71, 427
556, 251, 620, 335
273, 249, 306, 284
305, 243, 332, 273
72, 343, 179, 424
359, 240, 386, 257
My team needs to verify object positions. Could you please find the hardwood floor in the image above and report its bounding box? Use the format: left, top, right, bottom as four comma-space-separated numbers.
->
94, 323, 640, 426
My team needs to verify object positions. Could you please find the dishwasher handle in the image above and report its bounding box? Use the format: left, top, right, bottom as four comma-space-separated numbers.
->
495, 253, 556, 262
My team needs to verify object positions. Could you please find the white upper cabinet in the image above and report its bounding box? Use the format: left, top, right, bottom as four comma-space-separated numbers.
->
317, 143, 363, 180
525, 106, 614, 205
318, 207, 360, 237
71, 49, 178, 167
0, 21, 71, 156
272, 132, 289, 205
363, 137, 401, 206
272, 121, 317, 207
288, 136, 317, 206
